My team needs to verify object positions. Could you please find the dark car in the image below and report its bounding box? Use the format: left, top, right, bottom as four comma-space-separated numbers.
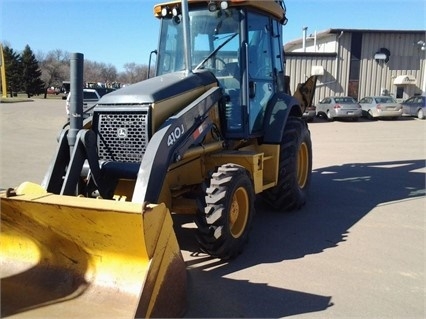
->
302, 105, 316, 122
401, 95, 426, 119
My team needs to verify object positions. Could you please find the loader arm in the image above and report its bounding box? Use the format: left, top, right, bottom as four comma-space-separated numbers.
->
133, 86, 223, 204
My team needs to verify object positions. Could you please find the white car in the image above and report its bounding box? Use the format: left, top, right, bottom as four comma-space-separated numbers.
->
316, 96, 362, 121
358, 96, 402, 120
65, 89, 100, 118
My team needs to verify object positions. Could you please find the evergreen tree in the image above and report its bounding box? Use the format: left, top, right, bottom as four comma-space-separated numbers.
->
21, 44, 44, 97
3, 45, 22, 97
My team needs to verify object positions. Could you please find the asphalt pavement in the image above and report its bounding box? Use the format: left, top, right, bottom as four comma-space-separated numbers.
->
1, 98, 425, 318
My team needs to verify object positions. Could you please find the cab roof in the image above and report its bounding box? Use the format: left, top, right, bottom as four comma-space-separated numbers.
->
154, 0, 286, 22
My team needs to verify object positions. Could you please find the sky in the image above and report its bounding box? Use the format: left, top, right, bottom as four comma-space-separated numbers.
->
1, 0, 425, 72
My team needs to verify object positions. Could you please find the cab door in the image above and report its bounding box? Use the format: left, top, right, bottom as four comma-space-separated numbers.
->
246, 12, 275, 135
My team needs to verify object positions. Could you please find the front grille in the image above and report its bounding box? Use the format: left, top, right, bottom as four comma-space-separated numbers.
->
96, 111, 149, 163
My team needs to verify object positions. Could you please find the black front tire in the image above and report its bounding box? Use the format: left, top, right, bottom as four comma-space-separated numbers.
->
262, 116, 312, 211
195, 164, 255, 260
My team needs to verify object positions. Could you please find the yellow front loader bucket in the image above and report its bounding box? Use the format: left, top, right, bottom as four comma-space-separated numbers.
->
0, 183, 186, 318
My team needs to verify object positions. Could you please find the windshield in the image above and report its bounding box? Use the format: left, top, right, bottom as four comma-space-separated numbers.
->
156, 8, 240, 77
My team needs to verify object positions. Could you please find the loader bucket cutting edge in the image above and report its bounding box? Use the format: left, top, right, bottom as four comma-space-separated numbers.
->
0, 185, 187, 318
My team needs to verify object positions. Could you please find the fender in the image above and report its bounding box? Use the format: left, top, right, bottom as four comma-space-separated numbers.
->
263, 92, 302, 144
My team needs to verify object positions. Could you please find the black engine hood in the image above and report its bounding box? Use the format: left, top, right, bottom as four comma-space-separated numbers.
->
98, 70, 217, 105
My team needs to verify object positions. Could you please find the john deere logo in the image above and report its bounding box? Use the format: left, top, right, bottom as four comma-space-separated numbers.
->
117, 128, 128, 138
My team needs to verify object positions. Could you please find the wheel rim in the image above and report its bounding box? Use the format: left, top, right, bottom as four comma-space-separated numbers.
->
297, 142, 309, 189
229, 187, 249, 239
418, 109, 424, 119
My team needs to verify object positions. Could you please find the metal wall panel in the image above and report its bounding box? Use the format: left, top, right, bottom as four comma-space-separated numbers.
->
359, 32, 425, 100
286, 32, 353, 105
285, 30, 425, 105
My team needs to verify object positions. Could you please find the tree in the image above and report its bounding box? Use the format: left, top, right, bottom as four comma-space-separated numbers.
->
100, 63, 118, 84
21, 44, 44, 97
84, 60, 118, 85
3, 45, 22, 97
2, 43, 153, 95
119, 62, 149, 84
38, 49, 70, 97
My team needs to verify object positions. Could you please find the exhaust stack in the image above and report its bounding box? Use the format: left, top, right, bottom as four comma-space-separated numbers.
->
67, 52, 84, 155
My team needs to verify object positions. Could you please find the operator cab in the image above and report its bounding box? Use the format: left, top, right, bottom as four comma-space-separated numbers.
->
155, 1, 287, 139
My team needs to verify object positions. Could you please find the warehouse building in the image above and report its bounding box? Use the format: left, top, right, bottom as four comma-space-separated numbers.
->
284, 28, 426, 104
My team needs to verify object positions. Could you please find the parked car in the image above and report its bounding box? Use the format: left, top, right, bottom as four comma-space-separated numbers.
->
401, 95, 426, 119
316, 96, 362, 121
65, 89, 101, 118
302, 105, 316, 122
358, 96, 402, 120
46, 87, 61, 95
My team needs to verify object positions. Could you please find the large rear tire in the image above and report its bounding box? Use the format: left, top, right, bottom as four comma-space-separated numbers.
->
262, 116, 312, 211
195, 164, 255, 260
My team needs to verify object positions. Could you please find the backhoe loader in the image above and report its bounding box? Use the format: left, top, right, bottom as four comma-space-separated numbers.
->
1, 0, 314, 317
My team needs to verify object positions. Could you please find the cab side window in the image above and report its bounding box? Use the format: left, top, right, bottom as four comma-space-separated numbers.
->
247, 12, 274, 133
248, 20, 272, 79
